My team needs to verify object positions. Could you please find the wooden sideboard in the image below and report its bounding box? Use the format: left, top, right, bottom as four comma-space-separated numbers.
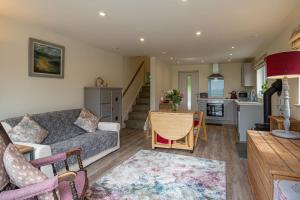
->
269, 115, 300, 132
84, 87, 122, 124
247, 130, 300, 200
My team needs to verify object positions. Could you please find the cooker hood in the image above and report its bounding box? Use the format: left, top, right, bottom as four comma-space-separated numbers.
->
208, 64, 224, 79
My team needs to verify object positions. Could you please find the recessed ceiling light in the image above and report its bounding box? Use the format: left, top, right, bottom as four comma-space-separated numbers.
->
162, 51, 167, 55
196, 31, 202, 36
99, 11, 107, 17
229, 53, 233, 56
231, 46, 235, 49
181, 0, 188, 2
170, 57, 174, 60
139, 38, 145, 42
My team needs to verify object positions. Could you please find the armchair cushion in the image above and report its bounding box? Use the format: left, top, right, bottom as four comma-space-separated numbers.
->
58, 170, 87, 199
0, 135, 9, 190
3, 144, 54, 200
7, 114, 48, 144
74, 108, 99, 133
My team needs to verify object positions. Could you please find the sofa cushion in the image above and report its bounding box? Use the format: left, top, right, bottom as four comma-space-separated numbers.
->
3, 144, 54, 200
50, 130, 118, 170
2, 109, 86, 145
74, 108, 99, 133
7, 114, 48, 144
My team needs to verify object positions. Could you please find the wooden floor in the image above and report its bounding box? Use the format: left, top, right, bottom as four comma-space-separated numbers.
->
86, 125, 253, 200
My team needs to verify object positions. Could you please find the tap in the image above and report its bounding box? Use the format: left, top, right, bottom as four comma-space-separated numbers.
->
250, 89, 257, 102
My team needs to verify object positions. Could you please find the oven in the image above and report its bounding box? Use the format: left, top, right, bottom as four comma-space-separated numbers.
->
207, 101, 224, 117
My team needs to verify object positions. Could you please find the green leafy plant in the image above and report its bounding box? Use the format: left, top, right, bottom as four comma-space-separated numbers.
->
261, 80, 269, 93
165, 89, 183, 111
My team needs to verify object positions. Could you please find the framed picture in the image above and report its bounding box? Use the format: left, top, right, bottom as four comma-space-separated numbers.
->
28, 38, 65, 78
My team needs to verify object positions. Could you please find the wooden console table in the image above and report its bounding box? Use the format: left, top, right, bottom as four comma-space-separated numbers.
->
247, 130, 300, 200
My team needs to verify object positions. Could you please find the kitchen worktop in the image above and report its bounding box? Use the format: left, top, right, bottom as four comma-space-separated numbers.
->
197, 98, 263, 106
233, 100, 263, 106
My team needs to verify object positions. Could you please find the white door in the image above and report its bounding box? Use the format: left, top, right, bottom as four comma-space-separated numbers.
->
178, 71, 199, 111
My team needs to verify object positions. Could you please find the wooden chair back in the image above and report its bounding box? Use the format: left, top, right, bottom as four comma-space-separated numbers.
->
149, 112, 194, 140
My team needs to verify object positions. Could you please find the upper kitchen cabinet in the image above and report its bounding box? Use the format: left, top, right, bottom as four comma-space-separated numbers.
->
241, 63, 256, 87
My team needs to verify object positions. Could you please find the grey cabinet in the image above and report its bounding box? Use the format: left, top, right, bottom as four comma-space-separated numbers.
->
241, 63, 256, 87
84, 87, 122, 124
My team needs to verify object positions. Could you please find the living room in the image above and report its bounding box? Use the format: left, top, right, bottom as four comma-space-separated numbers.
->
0, 1, 300, 200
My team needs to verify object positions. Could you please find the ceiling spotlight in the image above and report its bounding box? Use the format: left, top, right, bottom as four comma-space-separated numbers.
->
139, 38, 145, 42
196, 31, 202, 36
231, 46, 235, 49
99, 11, 107, 17
162, 51, 167, 55
170, 57, 174, 60
229, 53, 233, 56
182, 0, 188, 2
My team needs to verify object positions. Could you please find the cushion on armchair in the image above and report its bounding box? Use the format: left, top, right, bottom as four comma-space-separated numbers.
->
7, 114, 48, 144
74, 108, 99, 133
0, 135, 9, 190
3, 144, 55, 200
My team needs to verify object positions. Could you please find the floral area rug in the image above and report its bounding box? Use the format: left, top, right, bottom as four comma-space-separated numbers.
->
90, 150, 226, 200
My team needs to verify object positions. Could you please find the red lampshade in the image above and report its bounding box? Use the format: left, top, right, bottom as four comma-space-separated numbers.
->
266, 51, 300, 79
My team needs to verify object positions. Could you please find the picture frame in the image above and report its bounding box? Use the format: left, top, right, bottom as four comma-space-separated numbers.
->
28, 38, 65, 78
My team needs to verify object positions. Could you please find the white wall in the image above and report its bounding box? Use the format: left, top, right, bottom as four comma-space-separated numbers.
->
150, 57, 172, 110
171, 63, 244, 98
0, 17, 125, 120
254, 6, 300, 120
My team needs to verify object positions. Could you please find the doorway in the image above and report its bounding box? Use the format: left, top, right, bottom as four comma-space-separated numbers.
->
178, 71, 199, 111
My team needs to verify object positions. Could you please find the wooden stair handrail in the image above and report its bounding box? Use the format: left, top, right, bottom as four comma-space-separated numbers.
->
122, 60, 145, 97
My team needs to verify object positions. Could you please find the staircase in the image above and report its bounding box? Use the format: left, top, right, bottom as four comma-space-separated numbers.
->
125, 85, 150, 129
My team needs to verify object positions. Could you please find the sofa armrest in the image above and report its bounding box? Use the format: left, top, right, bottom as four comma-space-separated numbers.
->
98, 122, 120, 132
13, 142, 52, 159
13, 142, 54, 177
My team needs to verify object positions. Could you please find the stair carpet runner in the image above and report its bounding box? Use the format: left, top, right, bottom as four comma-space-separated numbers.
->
125, 86, 150, 129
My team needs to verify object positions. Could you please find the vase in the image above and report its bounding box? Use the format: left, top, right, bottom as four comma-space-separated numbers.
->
171, 102, 178, 111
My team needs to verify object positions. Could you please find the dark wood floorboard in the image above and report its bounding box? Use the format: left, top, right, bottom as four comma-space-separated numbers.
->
86, 125, 253, 200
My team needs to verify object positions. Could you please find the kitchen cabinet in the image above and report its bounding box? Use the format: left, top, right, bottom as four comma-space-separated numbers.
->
241, 63, 256, 87
234, 100, 263, 141
197, 99, 235, 125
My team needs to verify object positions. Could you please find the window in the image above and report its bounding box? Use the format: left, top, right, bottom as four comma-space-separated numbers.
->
256, 65, 267, 97
208, 78, 224, 97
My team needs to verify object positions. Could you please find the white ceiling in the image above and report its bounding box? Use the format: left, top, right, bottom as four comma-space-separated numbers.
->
0, 0, 299, 64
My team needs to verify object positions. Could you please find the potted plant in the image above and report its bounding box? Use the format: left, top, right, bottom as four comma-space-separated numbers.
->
165, 89, 183, 111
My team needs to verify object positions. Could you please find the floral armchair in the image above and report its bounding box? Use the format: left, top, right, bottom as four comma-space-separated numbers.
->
0, 125, 89, 200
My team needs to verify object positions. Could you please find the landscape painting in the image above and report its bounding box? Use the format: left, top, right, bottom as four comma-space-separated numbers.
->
29, 38, 65, 78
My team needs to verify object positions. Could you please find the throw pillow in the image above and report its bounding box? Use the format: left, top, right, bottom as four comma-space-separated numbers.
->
7, 114, 48, 144
0, 136, 9, 190
3, 144, 54, 200
74, 108, 99, 132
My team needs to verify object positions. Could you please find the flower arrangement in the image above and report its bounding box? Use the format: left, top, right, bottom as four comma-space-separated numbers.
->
165, 89, 183, 111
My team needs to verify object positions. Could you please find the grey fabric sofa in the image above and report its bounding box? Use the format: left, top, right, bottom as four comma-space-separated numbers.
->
1, 109, 120, 177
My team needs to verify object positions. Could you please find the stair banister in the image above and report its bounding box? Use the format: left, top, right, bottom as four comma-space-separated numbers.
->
122, 60, 145, 97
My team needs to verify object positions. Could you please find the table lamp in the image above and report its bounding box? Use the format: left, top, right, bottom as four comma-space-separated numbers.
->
266, 51, 300, 139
